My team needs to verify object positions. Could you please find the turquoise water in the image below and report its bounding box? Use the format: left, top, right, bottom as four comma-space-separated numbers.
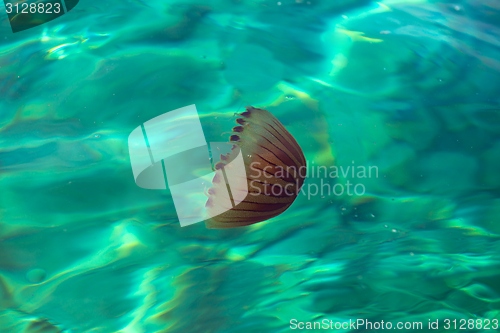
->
1, 0, 500, 332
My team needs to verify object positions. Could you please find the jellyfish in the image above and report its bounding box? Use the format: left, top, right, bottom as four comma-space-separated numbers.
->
205, 106, 306, 229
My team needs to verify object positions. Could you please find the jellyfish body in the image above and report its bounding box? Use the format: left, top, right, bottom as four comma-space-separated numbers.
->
205, 106, 306, 229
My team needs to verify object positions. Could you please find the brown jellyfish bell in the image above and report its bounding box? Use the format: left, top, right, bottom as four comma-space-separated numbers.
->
205, 106, 306, 229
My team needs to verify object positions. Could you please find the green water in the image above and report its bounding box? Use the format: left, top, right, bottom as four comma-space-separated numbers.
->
1, 0, 500, 332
